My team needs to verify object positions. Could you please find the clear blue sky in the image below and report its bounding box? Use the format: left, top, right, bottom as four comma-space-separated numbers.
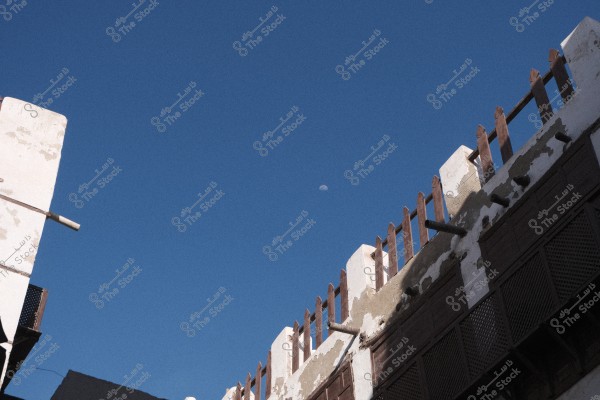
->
2, 1, 599, 399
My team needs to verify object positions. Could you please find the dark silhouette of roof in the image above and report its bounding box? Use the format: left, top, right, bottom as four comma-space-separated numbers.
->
51, 370, 165, 400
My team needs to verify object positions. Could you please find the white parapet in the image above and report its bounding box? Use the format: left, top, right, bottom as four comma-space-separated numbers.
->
0, 98, 67, 388
561, 17, 600, 138
439, 145, 482, 220
346, 244, 388, 308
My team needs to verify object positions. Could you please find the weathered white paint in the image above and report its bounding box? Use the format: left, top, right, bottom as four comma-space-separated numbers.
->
269, 327, 294, 396
439, 145, 482, 219
0, 98, 67, 389
221, 387, 254, 400
345, 244, 387, 311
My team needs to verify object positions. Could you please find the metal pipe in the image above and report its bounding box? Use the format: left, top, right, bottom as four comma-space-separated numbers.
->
327, 322, 360, 336
490, 193, 510, 207
555, 131, 572, 143
513, 175, 530, 187
424, 220, 467, 237
0, 193, 80, 231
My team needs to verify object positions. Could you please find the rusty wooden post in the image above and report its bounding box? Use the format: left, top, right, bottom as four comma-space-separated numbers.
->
340, 270, 349, 321
476, 125, 495, 183
549, 49, 574, 103
495, 106, 513, 163
315, 296, 323, 348
530, 68, 553, 123
244, 373, 252, 400
236, 382, 242, 400
402, 207, 414, 263
327, 283, 336, 335
375, 236, 384, 290
432, 176, 444, 222
303, 309, 311, 361
292, 321, 299, 372
266, 351, 272, 399
255, 362, 262, 400
416, 192, 429, 247
387, 223, 398, 278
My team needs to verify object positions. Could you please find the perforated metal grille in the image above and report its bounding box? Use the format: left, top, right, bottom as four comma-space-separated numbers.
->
423, 329, 468, 400
385, 363, 423, 400
459, 294, 510, 379
545, 211, 600, 301
18, 285, 44, 329
501, 252, 555, 343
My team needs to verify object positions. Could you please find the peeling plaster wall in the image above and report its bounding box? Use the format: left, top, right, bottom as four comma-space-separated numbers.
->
0, 98, 67, 388
262, 16, 600, 400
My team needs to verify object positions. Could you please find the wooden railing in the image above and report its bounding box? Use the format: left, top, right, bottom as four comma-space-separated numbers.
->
234, 271, 349, 400
372, 49, 574, 292
230, 48, 575, 399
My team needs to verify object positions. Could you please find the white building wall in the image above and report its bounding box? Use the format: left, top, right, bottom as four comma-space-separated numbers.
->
0, 98, 67, 388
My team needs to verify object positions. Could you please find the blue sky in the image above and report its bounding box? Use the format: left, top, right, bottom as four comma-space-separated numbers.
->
2, 1, 599, 398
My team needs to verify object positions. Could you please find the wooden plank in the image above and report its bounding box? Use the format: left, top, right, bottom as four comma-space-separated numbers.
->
266, 352, 272, 399
432, 176, 444, 222
387, 223, 398, 278
303, 309, 311, 361
476, 125, 495, 182
244, 373, 252, 400
315, 296, 323, 348
549, 49, 574, 103
236, 382, 242, 400
292, 321, 299, 372
530, 68, 553, 123
327, 283, 336, 335
402, 206, 414, 262
495, 106, 513, 163
467, 58, 562, 162
340, 270, 349, 321
35, 288, 49, 331
417, 192, 429, 247
255, 362, 262, 400
375, 236, 384, 290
